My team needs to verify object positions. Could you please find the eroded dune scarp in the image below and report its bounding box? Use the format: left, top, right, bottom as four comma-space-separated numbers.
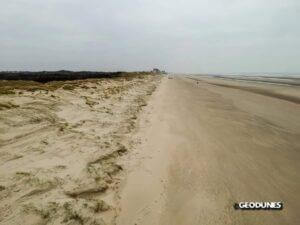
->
0, 74, 161, 225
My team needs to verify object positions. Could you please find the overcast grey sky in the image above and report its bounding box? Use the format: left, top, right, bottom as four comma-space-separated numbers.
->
0, 0, 299, 73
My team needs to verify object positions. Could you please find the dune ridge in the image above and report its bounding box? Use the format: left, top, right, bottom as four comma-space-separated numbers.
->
0, 74, 161, 225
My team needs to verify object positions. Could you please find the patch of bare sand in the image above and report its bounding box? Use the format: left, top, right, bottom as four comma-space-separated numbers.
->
117, 75, 300, 225
0, 74, 161, 225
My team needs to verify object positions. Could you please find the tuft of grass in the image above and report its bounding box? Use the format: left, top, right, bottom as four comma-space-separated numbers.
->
0, 73, 150, 95
0, 89, 15, 95
0, 80, 75, 93
15, 171, 31, 176
62, 84, 75, 90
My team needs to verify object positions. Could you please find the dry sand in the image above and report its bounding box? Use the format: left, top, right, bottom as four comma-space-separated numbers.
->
0, 74, 161, 225
117, 75, 300, 225
1, 74, 300, 225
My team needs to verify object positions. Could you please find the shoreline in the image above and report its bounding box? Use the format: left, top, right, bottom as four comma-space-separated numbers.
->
117, 75, 300, 225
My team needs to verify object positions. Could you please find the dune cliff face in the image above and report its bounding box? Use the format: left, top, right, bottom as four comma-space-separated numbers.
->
0, 74, 161, 225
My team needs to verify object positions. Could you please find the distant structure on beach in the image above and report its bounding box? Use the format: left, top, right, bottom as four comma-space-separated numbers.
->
152, 68, 160, 73
152, 68, 167, 74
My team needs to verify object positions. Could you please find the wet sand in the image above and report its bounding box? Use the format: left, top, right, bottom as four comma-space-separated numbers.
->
117, 75, 300, 225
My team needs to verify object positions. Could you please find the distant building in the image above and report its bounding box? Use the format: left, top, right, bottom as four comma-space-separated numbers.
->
152, 68, 167, 74
152, 68, 161, 74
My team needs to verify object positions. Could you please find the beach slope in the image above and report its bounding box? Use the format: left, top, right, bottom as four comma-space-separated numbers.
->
117, 75, 300, 225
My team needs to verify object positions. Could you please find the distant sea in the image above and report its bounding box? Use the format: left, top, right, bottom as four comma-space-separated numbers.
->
220, 72, 300, 78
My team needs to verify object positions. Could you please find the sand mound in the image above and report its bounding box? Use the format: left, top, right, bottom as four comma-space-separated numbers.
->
0, 74, 161, 225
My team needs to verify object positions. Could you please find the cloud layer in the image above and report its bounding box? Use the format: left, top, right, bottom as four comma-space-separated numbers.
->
1, 0, 299, 73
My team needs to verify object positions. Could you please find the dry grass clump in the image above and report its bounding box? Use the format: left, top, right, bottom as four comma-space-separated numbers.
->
62, 84, 75, 90
0, 72, 154, 95
0, 80, 78, 94
0, 89, 15, 95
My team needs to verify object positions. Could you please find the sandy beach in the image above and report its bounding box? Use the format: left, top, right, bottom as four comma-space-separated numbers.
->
1, 74, 299, 225
117, 75, 300, 225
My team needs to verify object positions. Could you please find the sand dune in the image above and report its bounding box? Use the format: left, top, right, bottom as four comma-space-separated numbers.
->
0, 74, 161, 225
